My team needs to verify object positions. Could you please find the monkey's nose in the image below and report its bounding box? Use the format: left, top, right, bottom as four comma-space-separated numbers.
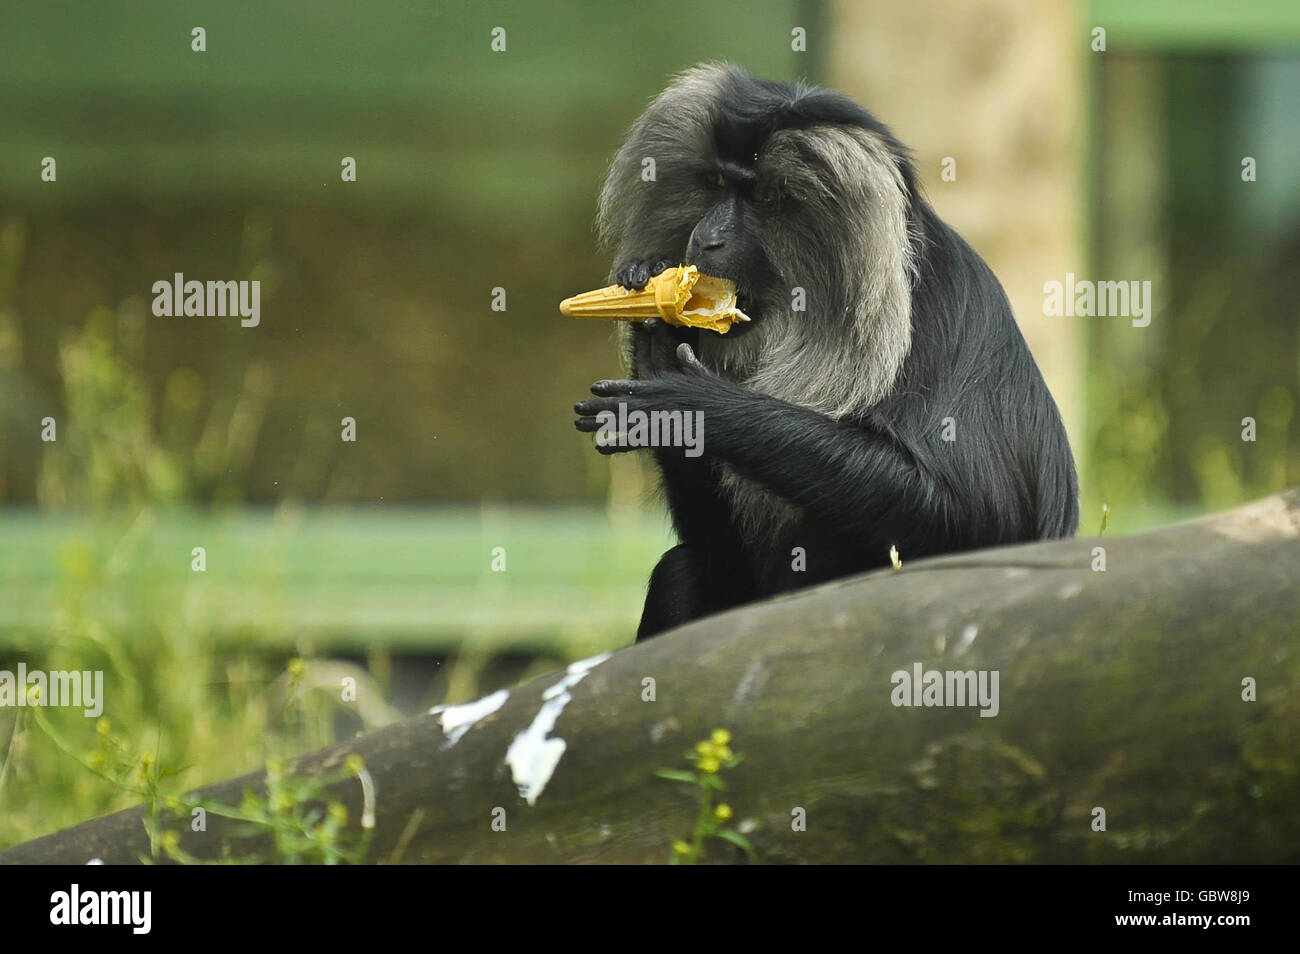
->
686, 233, 726, 262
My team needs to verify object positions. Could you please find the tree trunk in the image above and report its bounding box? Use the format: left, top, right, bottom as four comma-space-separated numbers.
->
4, 490, 1299, 864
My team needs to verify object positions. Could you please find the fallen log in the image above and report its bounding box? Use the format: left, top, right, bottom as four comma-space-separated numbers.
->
4, 490, 1298, 864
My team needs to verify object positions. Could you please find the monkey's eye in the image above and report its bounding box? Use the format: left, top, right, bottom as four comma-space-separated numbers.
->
706, 170, 726, 190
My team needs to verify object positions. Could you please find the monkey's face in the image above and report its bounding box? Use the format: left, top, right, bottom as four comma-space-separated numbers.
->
599, 64, 914, 346
679, 158, 779, 334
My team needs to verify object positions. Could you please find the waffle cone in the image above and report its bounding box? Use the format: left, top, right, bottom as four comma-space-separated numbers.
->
559, 266, 750, 334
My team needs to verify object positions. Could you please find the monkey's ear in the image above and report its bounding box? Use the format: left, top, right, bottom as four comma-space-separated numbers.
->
675, 342, 710, 375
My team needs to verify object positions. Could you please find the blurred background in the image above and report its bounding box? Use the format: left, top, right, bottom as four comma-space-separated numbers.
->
0, 0, 1297, 845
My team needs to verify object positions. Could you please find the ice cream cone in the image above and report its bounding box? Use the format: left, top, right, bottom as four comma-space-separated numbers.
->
560, 265, 750, 334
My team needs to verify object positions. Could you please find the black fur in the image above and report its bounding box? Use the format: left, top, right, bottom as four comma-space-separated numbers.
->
574, 66, 1079, 641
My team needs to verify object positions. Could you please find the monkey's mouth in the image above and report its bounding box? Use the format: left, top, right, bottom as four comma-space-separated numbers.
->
724, 290, 760, 336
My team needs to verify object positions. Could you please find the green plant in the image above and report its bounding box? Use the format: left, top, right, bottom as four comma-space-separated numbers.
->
26, 668, 375, 865
657, 728, 754, 865
141, 753, 375, 866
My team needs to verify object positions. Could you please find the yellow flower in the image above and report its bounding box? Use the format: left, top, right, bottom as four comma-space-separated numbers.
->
96, 719, 111, 737
344, 754, 365, 774
716, 746, 733, 761
287, 658, 306, 677
714, 803, 733, 821
671, 840, 692, 856
328, 803, 347, 824
695, 740, 717, 758
697, 756, 720, 774
711, 729, 731, 746
161, 831, 180, 852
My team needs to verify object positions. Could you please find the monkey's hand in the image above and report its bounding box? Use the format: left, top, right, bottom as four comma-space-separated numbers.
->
575, 341, 726, 456
615, 256, 677, 291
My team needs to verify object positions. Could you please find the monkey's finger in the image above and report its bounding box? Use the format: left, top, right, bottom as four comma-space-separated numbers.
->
675, 342, 709, 375
648, 258, 677, 280
589, 379, 641, 397
616, 260, 651, 290
574, 397, 625, 416
573, 418, 638, 453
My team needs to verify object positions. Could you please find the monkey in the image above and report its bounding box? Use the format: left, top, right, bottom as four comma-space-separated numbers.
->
573, 63, 1079, 641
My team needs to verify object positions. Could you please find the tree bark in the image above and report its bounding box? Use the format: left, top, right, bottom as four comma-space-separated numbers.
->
4, 490, 1299, 864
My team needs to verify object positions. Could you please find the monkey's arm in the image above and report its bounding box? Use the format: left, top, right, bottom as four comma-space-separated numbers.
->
576, 343, 961, 552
